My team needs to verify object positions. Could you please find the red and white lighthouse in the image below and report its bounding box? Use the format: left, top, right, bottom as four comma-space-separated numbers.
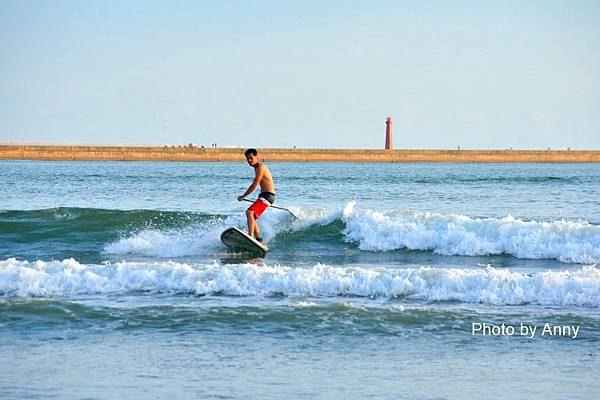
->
385, 116, 393, 150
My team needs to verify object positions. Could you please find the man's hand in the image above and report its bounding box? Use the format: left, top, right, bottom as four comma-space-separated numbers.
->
237, 196, 245, 202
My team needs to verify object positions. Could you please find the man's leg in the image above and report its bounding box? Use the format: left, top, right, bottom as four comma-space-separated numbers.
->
247, 199, 269, 240
254, 222, 261, 240
246, 209, 257, 238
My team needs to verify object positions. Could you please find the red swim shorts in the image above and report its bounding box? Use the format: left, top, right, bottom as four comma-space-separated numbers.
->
248, 197, 272, 218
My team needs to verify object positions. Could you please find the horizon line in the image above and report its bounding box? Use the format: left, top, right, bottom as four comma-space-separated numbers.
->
0, 142, 594, 151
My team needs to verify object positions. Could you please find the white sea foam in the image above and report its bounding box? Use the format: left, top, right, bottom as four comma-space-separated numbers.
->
294, 301, 319, 307
1, 258, 599, 306
288, 206, 340, 231
103, 209, 293, 257
341, 202, 600, 264
104, 214, 248, 257
103, 202, 600, 263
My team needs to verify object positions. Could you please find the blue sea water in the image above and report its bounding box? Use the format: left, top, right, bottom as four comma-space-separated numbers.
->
1, 160, 599, 399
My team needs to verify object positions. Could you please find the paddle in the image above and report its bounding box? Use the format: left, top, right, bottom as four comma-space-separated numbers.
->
242, 198, 297, 219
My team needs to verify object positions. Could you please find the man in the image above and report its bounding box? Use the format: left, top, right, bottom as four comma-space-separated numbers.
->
237, 148, 275, 242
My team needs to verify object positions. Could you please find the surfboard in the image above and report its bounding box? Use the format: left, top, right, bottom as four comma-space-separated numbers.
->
220, 227, 268, 255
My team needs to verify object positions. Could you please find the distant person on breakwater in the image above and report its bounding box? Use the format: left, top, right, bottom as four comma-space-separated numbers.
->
237, 148, 276, 242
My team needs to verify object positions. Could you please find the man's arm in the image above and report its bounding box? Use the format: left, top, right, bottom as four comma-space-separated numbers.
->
238, 166, 264, 201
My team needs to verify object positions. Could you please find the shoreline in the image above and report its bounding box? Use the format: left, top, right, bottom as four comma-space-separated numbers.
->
1, 144, 599, 163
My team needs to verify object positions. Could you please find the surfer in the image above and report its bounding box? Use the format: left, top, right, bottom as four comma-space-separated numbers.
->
237, 148, 275, 242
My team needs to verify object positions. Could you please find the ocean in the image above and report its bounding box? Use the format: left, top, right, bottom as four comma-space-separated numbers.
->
1, 160, 599, 399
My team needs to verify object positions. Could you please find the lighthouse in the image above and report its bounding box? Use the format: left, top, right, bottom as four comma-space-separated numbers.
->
385, 116, 393, 150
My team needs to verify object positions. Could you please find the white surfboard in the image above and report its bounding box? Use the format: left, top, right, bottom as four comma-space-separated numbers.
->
220, 227, 268, 255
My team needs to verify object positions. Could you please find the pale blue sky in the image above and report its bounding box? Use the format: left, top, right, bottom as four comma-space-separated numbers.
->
1, 0, 599, 149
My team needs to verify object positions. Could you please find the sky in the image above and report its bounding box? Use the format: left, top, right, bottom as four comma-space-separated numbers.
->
0, 0, 599, 149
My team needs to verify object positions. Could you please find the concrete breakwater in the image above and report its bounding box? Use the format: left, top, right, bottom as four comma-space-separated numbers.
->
1, 145, 599, 163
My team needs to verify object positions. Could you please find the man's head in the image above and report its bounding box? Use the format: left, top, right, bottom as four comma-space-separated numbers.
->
244, 148, 259, 166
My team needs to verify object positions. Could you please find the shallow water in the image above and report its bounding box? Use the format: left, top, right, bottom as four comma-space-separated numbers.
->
1, 161, 599, 399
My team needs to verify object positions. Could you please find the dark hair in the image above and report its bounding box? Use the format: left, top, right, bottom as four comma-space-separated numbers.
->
244, 148, 257, 157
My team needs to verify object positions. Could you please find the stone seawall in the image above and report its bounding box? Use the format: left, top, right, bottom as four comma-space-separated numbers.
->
1, 145, 599, 163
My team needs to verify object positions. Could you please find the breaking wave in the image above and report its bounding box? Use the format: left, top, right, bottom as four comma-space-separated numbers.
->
4, 204, 599, 264
1, 258, 599, 306
339, 202, 600, 264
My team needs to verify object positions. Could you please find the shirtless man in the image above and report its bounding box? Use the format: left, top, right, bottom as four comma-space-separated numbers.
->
237, 148, 275, 241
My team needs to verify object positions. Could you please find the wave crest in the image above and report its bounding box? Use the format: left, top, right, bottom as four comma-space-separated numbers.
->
1, 258, 599, 306
341, 202, 600, 263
